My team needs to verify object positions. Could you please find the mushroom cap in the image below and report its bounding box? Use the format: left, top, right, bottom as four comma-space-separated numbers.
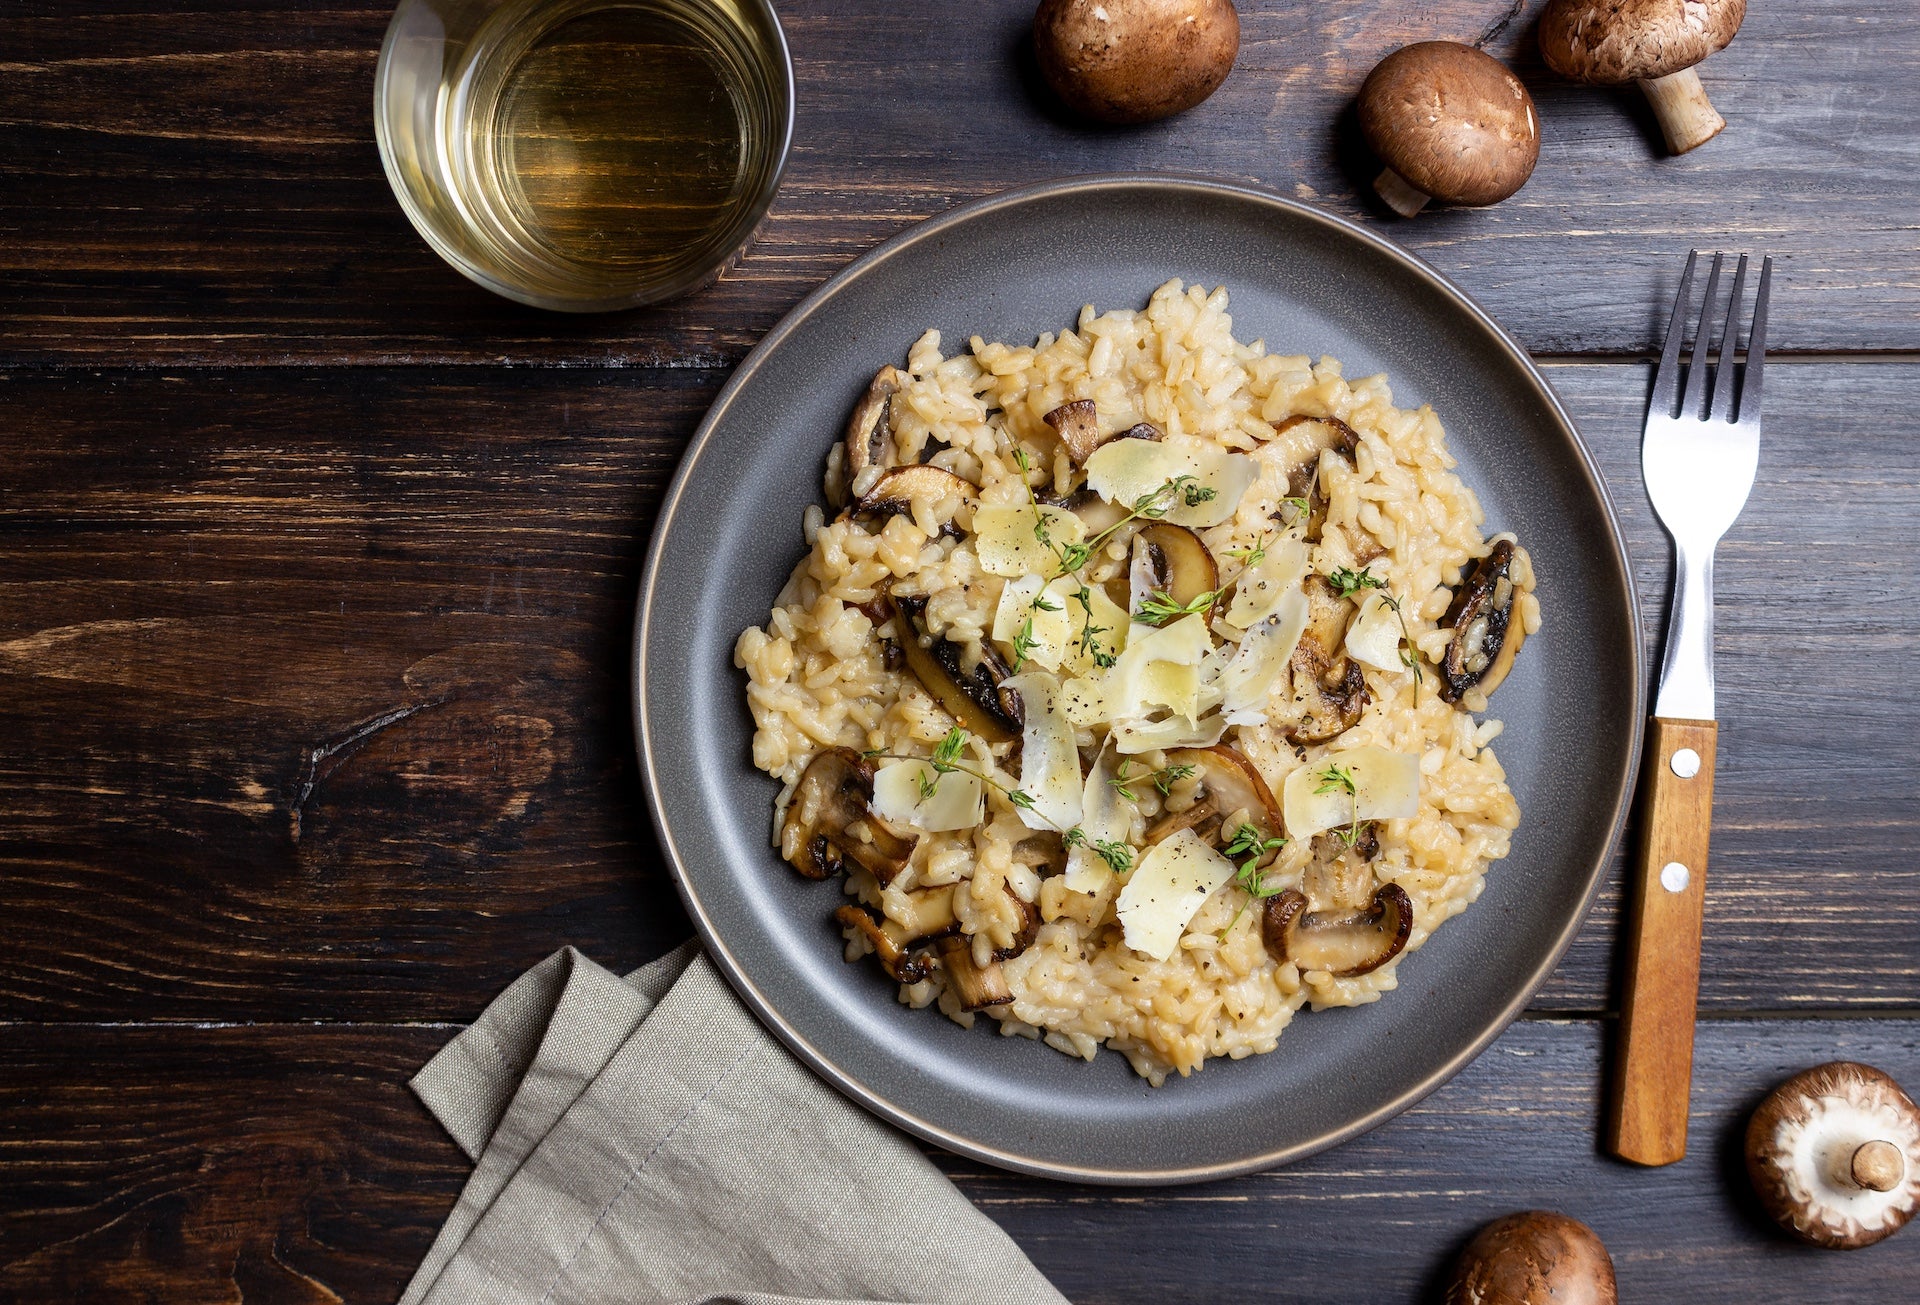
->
1746, 1061, 1920, 1249
1357, 42, 1540, 207
1445, 1210, 1618, 1305
1033, 0, 1240, 126
1539, 0, 1746, 85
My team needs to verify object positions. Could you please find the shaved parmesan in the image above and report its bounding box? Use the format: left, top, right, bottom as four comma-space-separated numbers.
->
991, 574, 1072, 670
1083, 438, 1257, 528
975, 504, 1083, 577
1281, 746, 1422, 838
1006, 671, 1083, 832
1116, 828, 1236, 960
1065, 743, 1130, 894
1110, 712, 1229, 754
1061, 582, 1131, 677
1225, 541, 1309, 629
1221, 588, 1310, 718
1345, 591, 1406, 672
871, 761, 982, 832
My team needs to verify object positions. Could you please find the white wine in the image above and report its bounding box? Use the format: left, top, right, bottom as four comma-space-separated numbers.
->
377, 0, 790, 310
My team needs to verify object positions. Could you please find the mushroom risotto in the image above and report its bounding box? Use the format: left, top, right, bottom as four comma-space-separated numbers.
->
735, 281, 1540, 1085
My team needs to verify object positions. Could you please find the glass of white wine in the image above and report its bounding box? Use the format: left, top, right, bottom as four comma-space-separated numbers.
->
375, 0, 792, 311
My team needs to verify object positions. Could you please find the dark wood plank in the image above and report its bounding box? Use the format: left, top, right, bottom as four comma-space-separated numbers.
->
0, 361, 1915, 1021
3, 0, 1916, 364
5, 1017, 1918, 1302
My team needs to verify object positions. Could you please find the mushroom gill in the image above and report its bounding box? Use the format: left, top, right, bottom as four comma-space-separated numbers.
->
781, 747, 918, 884
890, 593, 1025, 744
1438, 539, 1527, 705
1262, 882, 1413, 978
1282, 574, 1368, 744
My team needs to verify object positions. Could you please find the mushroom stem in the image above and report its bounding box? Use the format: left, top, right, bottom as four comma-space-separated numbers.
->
1638, 67, 1726, 154
1372, 166, 1431, 218
1852, 1140, 1906, 1194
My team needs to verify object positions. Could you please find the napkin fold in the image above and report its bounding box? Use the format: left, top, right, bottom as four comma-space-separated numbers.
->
405, 943, 1069, 1305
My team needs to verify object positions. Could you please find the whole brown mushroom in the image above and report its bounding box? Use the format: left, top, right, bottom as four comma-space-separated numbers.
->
1445, 1211, 1617, 1305
1357, 42, 1541, 219
1746, 1061, 1920, 1249
1033, 0, 1239, 125
1538, 0, 1746, 154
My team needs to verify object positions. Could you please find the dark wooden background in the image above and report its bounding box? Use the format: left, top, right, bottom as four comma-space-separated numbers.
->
3, 0, 1917, 1300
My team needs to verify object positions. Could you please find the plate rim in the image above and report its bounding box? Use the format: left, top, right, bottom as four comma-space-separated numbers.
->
634, 172, 1645, 1184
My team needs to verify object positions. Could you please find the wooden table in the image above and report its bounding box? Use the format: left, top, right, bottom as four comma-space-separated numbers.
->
4, 1, 1917, 1299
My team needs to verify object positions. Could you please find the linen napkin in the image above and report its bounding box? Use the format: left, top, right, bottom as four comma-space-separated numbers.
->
404, 942, 1070, 1305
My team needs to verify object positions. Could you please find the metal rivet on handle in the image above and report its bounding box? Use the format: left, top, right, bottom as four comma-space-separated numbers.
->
1661, 861, 1691, 893
1671, 747, 1701, 778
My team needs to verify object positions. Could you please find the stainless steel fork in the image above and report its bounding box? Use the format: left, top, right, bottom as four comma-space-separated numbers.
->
1607, 251, 1770, 1166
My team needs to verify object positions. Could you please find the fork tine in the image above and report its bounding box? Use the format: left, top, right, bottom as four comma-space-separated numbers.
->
1650, 250, 1699, 419
1738, 256, 1772, 425
1708, 254, 1748, 422
1680, 252, 1724, 421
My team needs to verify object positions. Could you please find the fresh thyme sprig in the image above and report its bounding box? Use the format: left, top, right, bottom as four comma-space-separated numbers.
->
1133, 588, 1220, 627
1218, 821, 1289, 938
1376, 591, 1425, 703
1280, 495, 1313, 531
1106, 759, 1200, 804
864, 727, 1035, 812
1314, 761, 1364, 848
1062, 825, 1134, 874
1010, 592, 1061, 672
1328, 566, 1385, 599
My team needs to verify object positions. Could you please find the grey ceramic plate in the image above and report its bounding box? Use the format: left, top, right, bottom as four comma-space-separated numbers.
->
635, 175, 1642, 1184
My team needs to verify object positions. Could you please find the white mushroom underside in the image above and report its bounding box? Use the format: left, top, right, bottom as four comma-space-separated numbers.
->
1765, 1094, 1920, 1237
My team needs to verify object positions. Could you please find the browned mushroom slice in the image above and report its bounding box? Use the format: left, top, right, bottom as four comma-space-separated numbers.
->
936, 934, 1014, 1010
993, 893, 1041, 961
883, 885, 959, 947
1274, 415, 1360, 540
1042, 399, 1106, 465
781, 748, 918, 884
1283, 575, 1368, 744
853, 465, 976, 536
892, 594, 1024, 744
1262, 882, 1413, 978
1144, 745, 1284, 852
845, 365, 908, 481
835, 904, 936, 984
1133, 522, 1220, 620
1305, 823, 1380, 911
1437, 540, 1525, 704
1012, 831, 1068, 877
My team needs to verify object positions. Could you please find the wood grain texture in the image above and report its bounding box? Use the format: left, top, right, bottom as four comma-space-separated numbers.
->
1, 361, 1916, 1021
3, 0, 1917, 365
4, 1018, 1918, 1302
1609, 717, 1719, 1166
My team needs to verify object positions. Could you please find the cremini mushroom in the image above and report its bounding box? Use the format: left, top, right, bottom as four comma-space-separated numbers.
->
1145, 744, 1283, 851
1438, 539, 1528, 705
834, 904, 936, 984
1444, 1210, 1618, 1305
1539, 0, 1746, 155
936, 934, 1014, 1009
782, 748, 918, 883
1357, 41, 1541, 219
1131, 522, 1220, 621
1262, 881, 1412, 978
1032, 0, 1240, 126
854, 465, 977, 537
1042, 399, 1106, 465
1746, 1061, 1920, 1249
1012, 830, 1069, 877
891, 593, 1025, 744
842, 364, 908, 495
1283, 575, 1368, 744
1273, 415, 1359, 541
1304, 822, 1380, 911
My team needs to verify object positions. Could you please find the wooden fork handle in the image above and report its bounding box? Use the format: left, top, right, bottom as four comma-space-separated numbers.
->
1606, 717, 1719, 1165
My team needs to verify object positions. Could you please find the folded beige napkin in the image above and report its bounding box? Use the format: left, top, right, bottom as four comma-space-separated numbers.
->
404, 943, 1069, 1305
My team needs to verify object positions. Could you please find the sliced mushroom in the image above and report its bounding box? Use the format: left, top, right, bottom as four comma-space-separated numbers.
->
1283, 575, 1368, 744
782, 748, 918, 883
885, 884, 959, 946
936, 934, 1014, 1010
891, 593, 1025, 744
1438, 539, 1526, 704
835, 904, 936, 984
1144, 744, 1284, 852
1042, 399, 1107, 465
994, 894, 1041, 961
1273, 415, 1360, 541
1305, 822, 1380, 911
1012, 830, 1069, 877
1132, 522, 1220, 621
845, 365, 908, 483
1262, 882, 1413, 978
854, 465, 977, 537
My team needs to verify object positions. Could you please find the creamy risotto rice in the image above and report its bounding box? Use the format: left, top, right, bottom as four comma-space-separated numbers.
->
735, 281, 1540, 1084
